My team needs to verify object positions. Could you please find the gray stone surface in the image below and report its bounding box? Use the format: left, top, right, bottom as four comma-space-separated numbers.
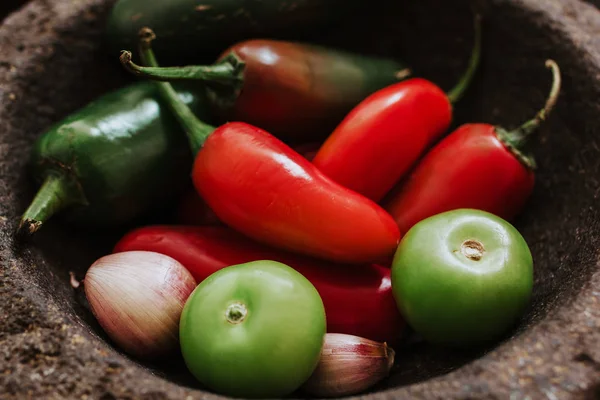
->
1, 0, 599, 398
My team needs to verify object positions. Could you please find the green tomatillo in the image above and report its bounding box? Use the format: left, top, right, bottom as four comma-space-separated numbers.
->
179, 260, 327, 398
391, 209, 533, 346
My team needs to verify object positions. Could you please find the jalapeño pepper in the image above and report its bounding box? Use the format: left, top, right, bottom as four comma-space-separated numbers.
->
312, 15, 482, 201
16, 82, 210, 238
106, 0, 369, 62
385, 60, 562, 233
120, 38, 411, 141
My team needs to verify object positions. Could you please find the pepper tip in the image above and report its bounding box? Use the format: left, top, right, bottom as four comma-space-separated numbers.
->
545, 59, 558, 70
15, 218, 42, 241
119, 50, 133, 65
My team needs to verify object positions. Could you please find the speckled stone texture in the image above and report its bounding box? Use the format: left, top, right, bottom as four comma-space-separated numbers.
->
1, 0, 600, 399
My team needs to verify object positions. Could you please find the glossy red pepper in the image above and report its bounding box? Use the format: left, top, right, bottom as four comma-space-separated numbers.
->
311, 16, 482, 202
113, 225, 405, 344
121, 38, 411, 142
190, 122, 400, 263
121, 31, 400, 264
384, 60, 561, 233
175, 143, 319, 226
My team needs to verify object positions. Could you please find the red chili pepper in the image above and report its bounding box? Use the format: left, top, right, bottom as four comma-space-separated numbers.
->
121, 31, 400, 264
190, 122, 400, 263
176, 143, 320, 226
311, 16, 482, 202
384, 60, 561, 233
113, 225, 405, 344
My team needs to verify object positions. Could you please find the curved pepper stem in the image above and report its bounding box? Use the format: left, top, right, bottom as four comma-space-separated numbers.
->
502, 60, 561, 148
446, 13, 483, 105
17, 174, 86, 239
496, 59, 561, 170
120, 29, 216, 155
495, 60, 561, 169
120, 45, 245, 109
121, 53, 245, 85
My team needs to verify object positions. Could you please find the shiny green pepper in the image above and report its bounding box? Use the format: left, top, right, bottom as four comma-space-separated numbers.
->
17, 82, 210, 238
105, 0, 368, 62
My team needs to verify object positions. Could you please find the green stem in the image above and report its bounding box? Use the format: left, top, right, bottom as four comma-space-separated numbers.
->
121, 52, 245, 86
498, 59, 561, 151
121, 28, 216, 155
121, 46, 245, 111
17, 174, 84, 239
446, 14, 482, 104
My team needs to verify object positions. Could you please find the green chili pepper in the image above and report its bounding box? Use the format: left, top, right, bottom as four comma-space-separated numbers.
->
105, 0, 368, 62
16, 82, 210, 238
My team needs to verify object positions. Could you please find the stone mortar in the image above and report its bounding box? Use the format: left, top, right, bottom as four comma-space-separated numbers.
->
1, 0, 600, 399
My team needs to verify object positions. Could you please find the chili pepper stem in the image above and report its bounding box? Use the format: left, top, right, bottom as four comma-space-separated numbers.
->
121, 53, 245, 85
498, 60, 561, 148
120, 28, 216, 154
119, 44, 245, 109
17, 174, 86, 239
446, 14, 482, 105
496, 60, 561, 169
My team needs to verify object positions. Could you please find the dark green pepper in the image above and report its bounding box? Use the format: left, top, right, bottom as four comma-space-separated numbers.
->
105, 0, 368, 62
17, 81, 209, 238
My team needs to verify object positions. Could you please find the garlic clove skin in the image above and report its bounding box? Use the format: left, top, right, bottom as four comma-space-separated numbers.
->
84, 250, 196, 359
301, 333, 395, 397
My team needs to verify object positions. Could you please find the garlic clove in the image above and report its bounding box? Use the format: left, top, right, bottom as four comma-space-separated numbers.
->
84, 250, 196, 359
301, 333, 395, 397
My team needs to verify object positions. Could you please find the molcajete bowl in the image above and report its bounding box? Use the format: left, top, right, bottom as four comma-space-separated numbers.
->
1, 0, 600, 398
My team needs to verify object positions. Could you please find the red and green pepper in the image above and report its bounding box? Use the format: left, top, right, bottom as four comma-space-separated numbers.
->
121, 38, 411, 141
120, 29, 401, 264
